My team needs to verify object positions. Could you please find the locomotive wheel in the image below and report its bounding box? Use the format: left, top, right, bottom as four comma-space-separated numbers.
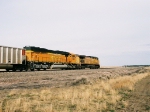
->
30, 68, 35, 71
20, 69, 23, 72
43, 68, 46, 71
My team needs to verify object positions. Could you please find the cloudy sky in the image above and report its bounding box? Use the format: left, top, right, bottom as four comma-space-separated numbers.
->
0, 0, 150, 66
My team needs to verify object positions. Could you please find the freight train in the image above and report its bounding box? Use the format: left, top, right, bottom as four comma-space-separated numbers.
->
0, 45, 100, 71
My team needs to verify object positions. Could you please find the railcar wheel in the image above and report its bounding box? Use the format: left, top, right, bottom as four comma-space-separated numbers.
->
43, 68, 46, 71
20, 69, 23, 72
6, 69, 9, 72
25, 68, 29, 71
25, 66, 30, 71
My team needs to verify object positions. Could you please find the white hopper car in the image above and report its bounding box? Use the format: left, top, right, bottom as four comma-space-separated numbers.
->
0, 45, 26, 71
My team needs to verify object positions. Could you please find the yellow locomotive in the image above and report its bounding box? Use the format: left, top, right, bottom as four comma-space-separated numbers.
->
24, 46, 100, 71
79, 55, 100, 69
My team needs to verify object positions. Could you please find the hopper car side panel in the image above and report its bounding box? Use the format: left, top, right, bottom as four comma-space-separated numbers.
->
0, 46, 26, 71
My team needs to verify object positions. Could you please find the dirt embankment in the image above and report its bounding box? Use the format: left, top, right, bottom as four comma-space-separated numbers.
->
116, 74, 150, 112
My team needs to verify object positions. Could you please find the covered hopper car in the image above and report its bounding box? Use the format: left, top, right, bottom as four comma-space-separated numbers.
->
0, 45, 100, 71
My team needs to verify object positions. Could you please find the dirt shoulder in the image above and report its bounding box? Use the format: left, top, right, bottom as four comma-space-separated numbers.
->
117, 73, 150, 112
0, 67, 143, 90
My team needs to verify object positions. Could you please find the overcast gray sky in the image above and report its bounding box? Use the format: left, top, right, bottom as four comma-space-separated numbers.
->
0, 0, 150, 66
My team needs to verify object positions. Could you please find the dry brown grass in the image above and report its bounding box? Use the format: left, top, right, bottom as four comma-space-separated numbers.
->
1, 70, 150, 112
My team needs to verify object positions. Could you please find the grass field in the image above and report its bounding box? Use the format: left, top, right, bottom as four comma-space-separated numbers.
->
1, 68, 149, 112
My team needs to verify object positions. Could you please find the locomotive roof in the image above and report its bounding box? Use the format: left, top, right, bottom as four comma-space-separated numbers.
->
24, 46, 54, 53
89, 56, 99, 59
79, 55, 98, 59
79, 55, 86, 58
24, 46, 70, 55
54, 50, 70, 55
